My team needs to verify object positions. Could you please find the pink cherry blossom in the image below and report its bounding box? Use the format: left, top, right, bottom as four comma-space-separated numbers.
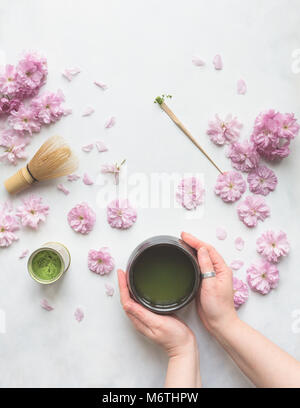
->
0, 130, 28, 165
247, 165, 277, 196
215, 171, 246, 203
192, 56, 205, 66
67, 202, 96, 235
40, 299, 54, 311
235, 237, 245, 251
0, 96, 21, 115
67, 173, 80, 182
83, 173, 94, 185
251, 110, 300, 160
16, 195, 49, 229
0, 65, 18, 96
82, 143, 94, 152
207, 114, 242, 145
213, 54, 223, 70
57, 184, 70, 195
94, 81, 108, 90
82, 107, 94, 117
15, 52, 47, 98
227, 140, 259, 172
105, 283, 114, 297
233, 277, 249, 308
237, 195, 270, 228
247, 260, 279, 294
88, 247, 114, 275
30, 90, 65, 124
74, 308, 84, 322
62, 67, 81, 81
0, 202, 20, 247
230, 260, 244, 271
9, 105, 41, 135
237, 79, 247, 95
256, 230, 290, 263
95, 140, 108, 152
176, 177, 205, 210
101, 160, 125, 184
216, 227, 227, 240
107, 199, 137, 230
105, 116, 116, 128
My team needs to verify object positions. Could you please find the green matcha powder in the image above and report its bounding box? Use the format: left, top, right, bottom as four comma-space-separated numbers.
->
32, 250, 62, 281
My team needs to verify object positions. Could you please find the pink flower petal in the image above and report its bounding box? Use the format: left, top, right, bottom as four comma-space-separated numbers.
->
57, 184, 70, 195
82, 143, 94, 153
230, 260, 244, 271
105, 283, 114, 296
213, 54, 223, 70
237, 79, 247, 95
95, 140, 108, 152
67, 174, 80, 182
19, 249, 29, 259
40, 299, 54, 311
105, 116, 116, 128
233, 277, 248, 309
235, 237, 245, 251
62, 67, 81, 81
82, 107, 94, 117
74, 308, 84, 322
83, 173, 94, 185
94, 81, 108, 90
63, 108, 72, 116
216, 227, 227, 240
192, 56, 205, 67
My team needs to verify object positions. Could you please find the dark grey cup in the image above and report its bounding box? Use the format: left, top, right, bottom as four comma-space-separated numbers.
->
126, 235, 201, 314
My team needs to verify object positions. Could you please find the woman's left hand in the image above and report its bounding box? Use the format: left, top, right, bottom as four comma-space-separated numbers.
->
117, 269, 196, 358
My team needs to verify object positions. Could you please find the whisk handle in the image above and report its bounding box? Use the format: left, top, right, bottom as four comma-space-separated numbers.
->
4, 167, 35, 194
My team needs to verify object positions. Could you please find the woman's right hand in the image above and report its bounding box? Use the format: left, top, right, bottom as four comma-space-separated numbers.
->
181, 232, 238, 334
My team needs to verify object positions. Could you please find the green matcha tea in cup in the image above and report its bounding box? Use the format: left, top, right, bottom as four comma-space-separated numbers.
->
28, 242, 71, 284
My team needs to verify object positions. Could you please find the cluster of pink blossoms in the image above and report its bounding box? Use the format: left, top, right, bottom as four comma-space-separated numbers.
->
233, 277, 249, 308
214, 171, 246, 203
0, 52, 68, 165
207, 114, 242, 145
88, 247, 115, 275
251, 110, 300, 160
176, 177, 205, 210
0, 195, 49, 247
237, 195, 270, 228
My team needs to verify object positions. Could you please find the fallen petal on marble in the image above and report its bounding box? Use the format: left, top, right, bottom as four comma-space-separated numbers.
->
82, 107, 95, 117
105, 116, 116, 128
235, 237, 245, 251
83, 173, 94, 185
230, 260, 244, 271
95, 140, 108, 152
67, 174, 80, 182
62, 67, 81, 81
213, 54, 223, 70
19, 249, 29, 259
57, 184, 70, 195
74, 308, 84, 322
237, 79, 247, 95
82, 143, 94, 152
105, 283, 114, 297
94, 81, 108, 90
216, 227, 227, 240
40, 299, 54, 311
192, 56, 205, 67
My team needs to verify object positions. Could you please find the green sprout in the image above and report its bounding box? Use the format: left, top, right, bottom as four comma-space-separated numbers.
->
154, 94, 172, 105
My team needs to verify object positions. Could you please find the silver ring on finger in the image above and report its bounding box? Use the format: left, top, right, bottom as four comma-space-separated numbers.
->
201, 271, 216, 279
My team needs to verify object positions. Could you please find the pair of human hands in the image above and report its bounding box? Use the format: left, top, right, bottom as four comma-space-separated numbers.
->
118, 232, 238, 358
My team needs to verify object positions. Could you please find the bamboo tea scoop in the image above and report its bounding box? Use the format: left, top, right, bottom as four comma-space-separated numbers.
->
155, 96, 223, 174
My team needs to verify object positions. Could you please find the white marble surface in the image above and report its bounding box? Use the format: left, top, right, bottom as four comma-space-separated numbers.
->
0, 0, 300, 388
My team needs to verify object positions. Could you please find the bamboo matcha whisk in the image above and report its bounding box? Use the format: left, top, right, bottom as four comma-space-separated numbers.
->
4, 135, 79, 194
